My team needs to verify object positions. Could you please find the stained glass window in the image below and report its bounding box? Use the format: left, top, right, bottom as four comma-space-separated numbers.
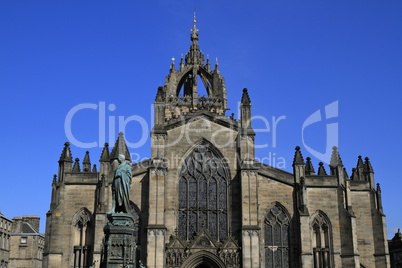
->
264, 203, 290, 268
178, 144, 229, 241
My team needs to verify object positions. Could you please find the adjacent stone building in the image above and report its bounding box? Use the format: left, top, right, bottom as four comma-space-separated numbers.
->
9, 215, 45, 268
389, 229, 402, 268
0, 214, 44, 268
0, 212, 12, 268
43, 20, 391, 267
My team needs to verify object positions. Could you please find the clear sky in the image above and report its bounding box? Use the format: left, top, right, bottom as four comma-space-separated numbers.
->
1, 0, 401, 238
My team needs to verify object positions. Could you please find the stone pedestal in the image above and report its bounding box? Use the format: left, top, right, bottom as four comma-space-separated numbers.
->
101, 213, 137, 268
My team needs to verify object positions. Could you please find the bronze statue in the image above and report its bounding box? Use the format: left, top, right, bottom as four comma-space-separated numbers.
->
109, 154, 132, 214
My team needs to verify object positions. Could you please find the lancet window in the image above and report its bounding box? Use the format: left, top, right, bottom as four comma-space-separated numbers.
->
264, 203, 290, 268
178, 144, 229, 241
72, 208, 93, 268
311, 212, 332, 268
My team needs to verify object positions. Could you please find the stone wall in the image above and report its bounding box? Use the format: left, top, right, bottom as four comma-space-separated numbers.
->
0, 214, 12, 268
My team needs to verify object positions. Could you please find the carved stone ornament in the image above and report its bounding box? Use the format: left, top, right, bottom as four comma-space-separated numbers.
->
165, 229, 241, 268
72, 208, 92, 227
101, 213, 137, 267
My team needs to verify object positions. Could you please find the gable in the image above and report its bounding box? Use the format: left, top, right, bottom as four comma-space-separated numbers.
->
166, 118, 238, 172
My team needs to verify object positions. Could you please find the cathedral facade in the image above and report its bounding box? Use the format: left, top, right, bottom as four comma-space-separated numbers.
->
43, 21, 390, 268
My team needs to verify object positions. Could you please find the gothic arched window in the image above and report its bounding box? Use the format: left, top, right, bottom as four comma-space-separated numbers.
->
311, 212, 332, 268
264, 203, 290, 268
72, 208, 93, 268
178, 143, 229, 241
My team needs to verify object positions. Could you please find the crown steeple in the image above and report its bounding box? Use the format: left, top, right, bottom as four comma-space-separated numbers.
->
153, 12, 229, 126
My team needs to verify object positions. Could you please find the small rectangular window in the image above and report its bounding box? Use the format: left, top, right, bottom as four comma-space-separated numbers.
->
20, 237, 27, 244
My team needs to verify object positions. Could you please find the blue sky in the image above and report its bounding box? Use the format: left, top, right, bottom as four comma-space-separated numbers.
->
1, 1, 401, 237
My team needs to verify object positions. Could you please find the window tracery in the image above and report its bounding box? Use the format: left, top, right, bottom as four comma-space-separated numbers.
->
178, 144, 229, 241
311, 212, 332, 268
72, 208, 93, 268
264, 203, 290, 268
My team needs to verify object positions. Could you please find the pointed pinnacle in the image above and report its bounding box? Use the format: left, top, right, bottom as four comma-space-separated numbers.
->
180, 56, 184, 71
376, 183, 381, 192
356, 155, 364, 169
330, 146, 343, 167
293, 146, 305, 166
351, 168, 359, 180
72, 158, 81, 172
317, 162, 327, 175
100, 143, 110, 162
205, 56, 211, 71
214, 57, 220, 73
59, 142, 73, 162
110, 132, 131, 162
364, 157, 374, 173
241, 88, 251, 105
83, 151, 91, 164
155, 86, 165, 102
305, 157, 315, 175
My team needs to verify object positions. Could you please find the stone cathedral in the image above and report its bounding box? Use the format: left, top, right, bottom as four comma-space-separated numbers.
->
43, 20, 390, 268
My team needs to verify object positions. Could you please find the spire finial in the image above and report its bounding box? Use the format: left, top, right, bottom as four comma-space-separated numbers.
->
193, 8, 197, 25
190, 8, 199, 38
170, 57, 175, 71
214, 57, 220, 73
186, 8, 204, 66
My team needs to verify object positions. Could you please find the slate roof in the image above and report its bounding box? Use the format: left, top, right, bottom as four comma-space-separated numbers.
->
22, 222, 38, 233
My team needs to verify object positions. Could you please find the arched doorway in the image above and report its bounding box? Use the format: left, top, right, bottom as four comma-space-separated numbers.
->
195, 264, 218, 268
180, 251, 226, 268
